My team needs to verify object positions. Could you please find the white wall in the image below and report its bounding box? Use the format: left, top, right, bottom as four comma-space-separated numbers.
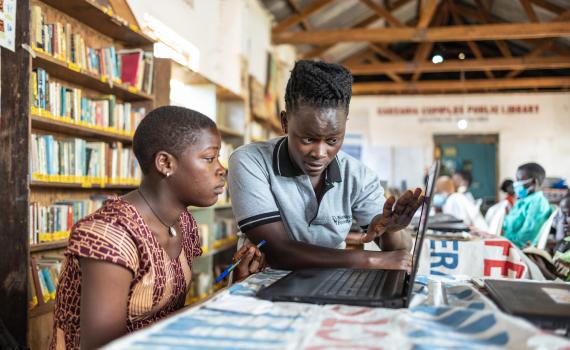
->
347, 92, 570, 188
128, 0, 273, 94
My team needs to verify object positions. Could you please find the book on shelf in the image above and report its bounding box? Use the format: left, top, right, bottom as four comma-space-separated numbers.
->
30, 133, 141, 185
31, 68, 146, 134
30, 255, 65, 309
118, 49, 154, 94
30, 4, 154, 92
29, 195, 111, 245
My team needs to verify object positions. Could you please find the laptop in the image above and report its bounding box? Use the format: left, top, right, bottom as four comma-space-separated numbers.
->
256, 160, 440, 308
411, 213, 470, 233
485, 279, 570, 335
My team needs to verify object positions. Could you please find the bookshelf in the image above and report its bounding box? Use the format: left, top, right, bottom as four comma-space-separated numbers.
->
152, 58, 245, 305
25, 0, 155, 349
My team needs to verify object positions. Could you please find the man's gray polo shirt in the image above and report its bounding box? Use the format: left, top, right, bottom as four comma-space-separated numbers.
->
227, 137, 385, 249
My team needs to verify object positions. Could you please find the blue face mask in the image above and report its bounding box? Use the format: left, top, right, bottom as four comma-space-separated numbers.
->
433, 193, 448, 208
513, 178, 533, 199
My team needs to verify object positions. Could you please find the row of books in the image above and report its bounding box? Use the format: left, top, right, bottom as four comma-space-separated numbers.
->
32, 68, 146, 134
29, 255, 63, 307
30, 5, 154, 93
31, 133, 141, 182
29, 196, 110, 245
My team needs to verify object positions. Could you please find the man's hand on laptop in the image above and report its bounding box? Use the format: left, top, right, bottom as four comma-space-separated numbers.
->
362, 188, 424, 243
368, 249, 412, 272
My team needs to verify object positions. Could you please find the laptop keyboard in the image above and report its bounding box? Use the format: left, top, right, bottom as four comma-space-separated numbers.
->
315, 269, 387, 298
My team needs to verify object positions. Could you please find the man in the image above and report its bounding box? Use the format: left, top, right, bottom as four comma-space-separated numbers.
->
228, 60, 423, 271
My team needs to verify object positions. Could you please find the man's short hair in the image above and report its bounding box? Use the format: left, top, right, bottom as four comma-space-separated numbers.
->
456, 170, 473, 186
285, 60, 353, 114
500, 179, 513, 193
133, 106, 216, 174
518, 162, 546, 185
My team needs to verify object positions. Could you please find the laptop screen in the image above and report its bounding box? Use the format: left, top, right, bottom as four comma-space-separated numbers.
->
406, 160, 440, 301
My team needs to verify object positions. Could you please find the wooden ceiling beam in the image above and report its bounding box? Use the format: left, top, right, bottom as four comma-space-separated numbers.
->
412, 1, 448, 81
272, 0, 333, 34
352, 77, 570, 94
520, 0, 540, 23
272, 22, 570, 45
285, 0, 312, 31
417, 0, 439, 28
472, 0, 512, 57
300, 0, 414, 59
528, 0, 566, 15
346, 55, 570, 74
370, 43, 404, 62
359, 0, 404, 27
448, 0, 494, 79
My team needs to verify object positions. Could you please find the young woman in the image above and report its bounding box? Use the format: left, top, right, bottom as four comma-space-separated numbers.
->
51, 106, 264, 350
227, 60, 423, 271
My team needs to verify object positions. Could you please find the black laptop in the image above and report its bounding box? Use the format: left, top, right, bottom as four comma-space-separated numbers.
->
411, 213, 469, 233
256, 160, 440, 308
485, 279, 570, 335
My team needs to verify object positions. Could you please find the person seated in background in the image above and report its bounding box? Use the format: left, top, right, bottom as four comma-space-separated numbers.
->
552, 192, 570, 280
452, 170, 475, 203
553, 191, 570, 249
435, 175, 488, 231
484, 178, 515, 232
525, 192, 569, 280
432, 176, 456, 213
500, 179, 516, 208
50, 107, 265, 350
503, 162, 552, 249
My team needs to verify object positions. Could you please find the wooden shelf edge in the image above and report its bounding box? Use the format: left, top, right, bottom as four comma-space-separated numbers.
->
200, 237, 238, 258
32, 49, 153, 102
217, 125, 245, 138
40, 0, 155, 46
30, 180, 138, 190
31, 114, 133, 143
30, 301, 55, 318
30, 239, 68, 253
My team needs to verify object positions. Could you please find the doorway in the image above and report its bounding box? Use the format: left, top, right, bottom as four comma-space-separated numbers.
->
434, 134, 499, 211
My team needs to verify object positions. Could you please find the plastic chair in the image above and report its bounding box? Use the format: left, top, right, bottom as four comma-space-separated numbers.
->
485, 201, 508, 236
532, 207, 558, 249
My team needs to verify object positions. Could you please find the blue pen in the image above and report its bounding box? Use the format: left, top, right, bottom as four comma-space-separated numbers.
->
215, 240, 267, 283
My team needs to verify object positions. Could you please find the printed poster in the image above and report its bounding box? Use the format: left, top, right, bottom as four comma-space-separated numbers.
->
0, 0, 16, 51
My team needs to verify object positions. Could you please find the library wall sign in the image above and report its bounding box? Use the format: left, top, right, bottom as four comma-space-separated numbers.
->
377, 104, 540, 118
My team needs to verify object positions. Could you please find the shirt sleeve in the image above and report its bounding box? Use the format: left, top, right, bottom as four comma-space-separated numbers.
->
66, 218, 139, 274
227, 148, 282, 233
351, 164, 385, 230
504, 196, 552, 248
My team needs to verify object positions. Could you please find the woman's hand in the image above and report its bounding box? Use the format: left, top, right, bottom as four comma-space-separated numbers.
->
362, 189, 424, 243
233, 242, 266, 282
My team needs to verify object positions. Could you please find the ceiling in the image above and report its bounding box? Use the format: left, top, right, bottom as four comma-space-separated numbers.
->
261, 0, 570, 94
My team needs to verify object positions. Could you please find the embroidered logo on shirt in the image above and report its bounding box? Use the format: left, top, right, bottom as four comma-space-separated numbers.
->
332, 215, 352, 225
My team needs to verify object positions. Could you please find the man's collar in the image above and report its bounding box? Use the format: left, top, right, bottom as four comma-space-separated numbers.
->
272, 137, 342, 182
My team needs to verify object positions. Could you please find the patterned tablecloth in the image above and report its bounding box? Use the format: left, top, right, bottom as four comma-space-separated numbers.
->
105, 267, 569, 350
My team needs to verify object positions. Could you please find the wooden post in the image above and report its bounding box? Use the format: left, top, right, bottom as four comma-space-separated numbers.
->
0, 0, 31, 345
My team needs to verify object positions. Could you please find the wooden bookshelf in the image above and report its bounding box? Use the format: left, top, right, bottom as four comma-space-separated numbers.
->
30, 301, 56, 318
30, 180, 138, 190
200, 236, 238, 258
32, 49, 153, 102
30, 240, 68, 253
31, 114, 133, 143
218, 125, 244, 138
40, 0, 154, 46
25, 1, 155, 347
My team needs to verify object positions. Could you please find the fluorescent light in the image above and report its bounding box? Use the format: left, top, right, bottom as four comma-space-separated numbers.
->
432, 54, 444, 64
